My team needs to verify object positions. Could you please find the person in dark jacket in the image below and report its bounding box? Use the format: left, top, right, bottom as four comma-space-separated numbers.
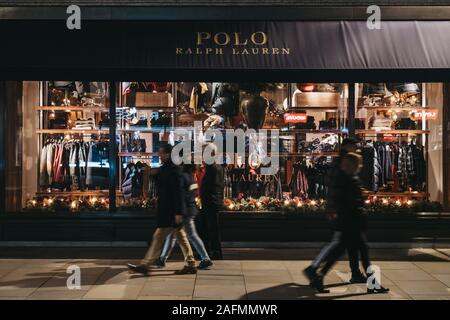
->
310, 153, 389, 294
200, 144, 225, 260
157, 164, 214, 270
127, 144, 196, 275
303, 138, 367, 292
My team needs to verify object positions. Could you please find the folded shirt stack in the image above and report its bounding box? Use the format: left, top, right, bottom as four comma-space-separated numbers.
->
73, 118, 96, 130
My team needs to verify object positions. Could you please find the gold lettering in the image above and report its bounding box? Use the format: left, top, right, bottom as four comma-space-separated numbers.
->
197, 32, 211, 45
216, 48, 224, 55
232, 48, 239, 55
272, 48, 280, 54
196, 47, 203, 54
185, 48, 193, 54
214, 32, 230, 46
176, 48, 183, 54
241, 48, 249, 55
205, 48, 213, 55
234, 32, 248, 45
251, 31, 268, 45
262, 48, 269, 54
282, 48, 290, 54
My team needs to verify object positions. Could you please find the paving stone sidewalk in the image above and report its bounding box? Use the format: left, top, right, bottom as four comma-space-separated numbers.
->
0, 248, 449, 300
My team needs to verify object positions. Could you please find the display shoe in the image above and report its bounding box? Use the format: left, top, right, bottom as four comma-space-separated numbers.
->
175, 265, 198, 275
367, 286, 390, 294
350, 272, 368, 284
197, 259, 214, 270
127, 263, 149, 275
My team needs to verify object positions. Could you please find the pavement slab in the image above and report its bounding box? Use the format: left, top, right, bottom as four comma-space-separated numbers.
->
0, 248, 450, 300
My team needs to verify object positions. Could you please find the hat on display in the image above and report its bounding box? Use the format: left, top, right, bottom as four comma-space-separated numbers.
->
388, 83, 420, 96
362, 83, 386, 96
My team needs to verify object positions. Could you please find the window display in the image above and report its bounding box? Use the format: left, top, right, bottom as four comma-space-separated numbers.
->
3, 81, 443, 214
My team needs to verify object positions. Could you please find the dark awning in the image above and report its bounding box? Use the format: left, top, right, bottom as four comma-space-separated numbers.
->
1, 20, 450, 80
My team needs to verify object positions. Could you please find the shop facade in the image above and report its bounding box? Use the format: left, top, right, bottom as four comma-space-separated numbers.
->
1, 4, 450, 245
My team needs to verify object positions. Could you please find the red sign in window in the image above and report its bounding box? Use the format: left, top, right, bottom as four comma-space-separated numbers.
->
414, 109, 438, 120
284, 113, 307, 123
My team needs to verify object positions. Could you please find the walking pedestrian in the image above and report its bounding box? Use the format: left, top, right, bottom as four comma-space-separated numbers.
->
157, 163, 214, 270
127, 143, 197, 275
200, 143, 225, 260
306, 153, 389, 294
303, 138, 366, 292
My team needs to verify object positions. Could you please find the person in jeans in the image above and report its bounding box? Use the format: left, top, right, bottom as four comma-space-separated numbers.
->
157, 164, 214, 270
303, 138, 367, 293
127, 144, 197, 275
307, 153, 389, 294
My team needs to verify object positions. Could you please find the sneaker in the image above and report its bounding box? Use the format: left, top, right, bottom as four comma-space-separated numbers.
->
367, 286, 390, 294
350, 272, 368, 284
127, 263, 149, 275
175, 265, 197, 275
152, 258, 166, 268
198, 259, 214, 270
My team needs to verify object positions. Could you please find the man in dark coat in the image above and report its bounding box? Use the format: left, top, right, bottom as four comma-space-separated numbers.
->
200, 144, 225, 260
127, 144, 196, 275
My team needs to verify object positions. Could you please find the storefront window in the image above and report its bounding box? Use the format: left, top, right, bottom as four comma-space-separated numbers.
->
354, 82, 443, 206
4, 81, 444, 214
6, 81, 111, 213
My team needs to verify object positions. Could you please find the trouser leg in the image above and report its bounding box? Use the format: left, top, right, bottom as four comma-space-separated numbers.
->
141, 227, 173, 266
205, 205, 222, 258
185, 217, 211, 261
359, 232, 372, 273
160, 233, 177, 262
174, 227, 196, 267
311, 231, 341, 269
319, 237, 347, 277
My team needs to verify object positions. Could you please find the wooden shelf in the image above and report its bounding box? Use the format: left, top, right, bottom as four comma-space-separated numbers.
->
275, 152, 340, 157
278, 129, 342, 134
36, 190, 110, 197
363, 191, 428, 198
117, 128, 168, 133
289, 106, 340, 111
118, 152, 157, 157
36, 190, 124, 197
357, 106, 429, 111
36, 129, 109, 134
356, 129, 429, 135
133, 106, 174, 110
37, 106, 109, 112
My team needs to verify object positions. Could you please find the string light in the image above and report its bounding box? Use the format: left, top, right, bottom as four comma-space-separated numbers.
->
395, 200, 402, 206
382, 198, 389, 205
70, 201, 77, 209
406, 200, 413, 206
297, 202, 303, 207
311, 200, 317, 206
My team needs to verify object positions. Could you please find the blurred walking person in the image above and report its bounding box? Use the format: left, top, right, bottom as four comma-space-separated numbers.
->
200, 144, 225, 260
157, 163, 214, 270
127, 143, 197, 275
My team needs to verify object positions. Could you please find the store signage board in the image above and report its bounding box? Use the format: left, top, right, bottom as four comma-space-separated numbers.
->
284, 113, 307, 123
3, 21, 450, 72
414, 109, 438, 120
